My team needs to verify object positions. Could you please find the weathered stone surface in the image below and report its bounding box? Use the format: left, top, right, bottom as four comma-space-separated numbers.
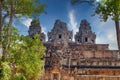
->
28, 19, 120, 80
28, 19, 46, 42
48, 19, 73, 46
75, 19, 96, 44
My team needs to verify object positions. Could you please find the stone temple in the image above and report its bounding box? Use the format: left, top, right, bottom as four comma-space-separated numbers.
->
28, 19, 120, 80
75, 19, 96, 44
48, 19, 73, 43
28, 19, 46, 42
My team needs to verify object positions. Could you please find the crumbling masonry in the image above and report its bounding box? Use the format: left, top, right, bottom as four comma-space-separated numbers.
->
28, 19, 120, 80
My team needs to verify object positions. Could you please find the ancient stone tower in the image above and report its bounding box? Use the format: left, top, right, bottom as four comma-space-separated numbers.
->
27, 19, 119, 80
75, 19, 96, 43
28, 19, 46, 42
48, 19, 73, 45
44, 19, 119, 80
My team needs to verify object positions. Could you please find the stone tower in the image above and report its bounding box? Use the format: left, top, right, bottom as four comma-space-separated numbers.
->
75, 19, 96, 43
48, 19, 73, 44
28, 19, 46, 42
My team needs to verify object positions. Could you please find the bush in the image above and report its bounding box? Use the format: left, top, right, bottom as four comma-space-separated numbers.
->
0, 62, 12, 80
13, 73, 26, 80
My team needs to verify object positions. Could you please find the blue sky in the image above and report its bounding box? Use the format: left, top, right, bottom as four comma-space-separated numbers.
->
15, 0, 117, 50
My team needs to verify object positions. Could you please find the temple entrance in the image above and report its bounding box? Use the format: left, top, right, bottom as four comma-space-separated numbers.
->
51, 68, 60, 80
53, 73, 59, 80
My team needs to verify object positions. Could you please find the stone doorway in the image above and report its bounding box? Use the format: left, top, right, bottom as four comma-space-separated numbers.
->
53, 73, 59, 80
51, 68, 60, 80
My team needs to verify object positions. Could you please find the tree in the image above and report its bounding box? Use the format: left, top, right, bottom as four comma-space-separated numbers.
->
0, 26, 46, 80
95, 0, 120, 52
0, 62, 12, 80
0, 26, 19, 80
0, 0, 46, 61
9, 34, 46, 80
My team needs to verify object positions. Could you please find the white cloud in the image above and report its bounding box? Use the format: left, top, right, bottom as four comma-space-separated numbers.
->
93, 17, 118, 50
96, 0, 101, 2
41, 25, 48, 41
0, 45, 2, 54
21, 17, 32, 28
107, 29, 116, 42
0, 48, 3, 54
68, 10, 78, 41
41, 26, 47, 35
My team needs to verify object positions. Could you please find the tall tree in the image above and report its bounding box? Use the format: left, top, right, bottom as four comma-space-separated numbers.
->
95, 0, 120, 52
0, 0, 46, 61
0, 0, 4, 42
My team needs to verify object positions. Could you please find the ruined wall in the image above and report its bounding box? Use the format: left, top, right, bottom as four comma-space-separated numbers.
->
31, 19, 120, 80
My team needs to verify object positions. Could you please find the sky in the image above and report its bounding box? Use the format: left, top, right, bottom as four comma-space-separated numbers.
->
14, 0, 117, 50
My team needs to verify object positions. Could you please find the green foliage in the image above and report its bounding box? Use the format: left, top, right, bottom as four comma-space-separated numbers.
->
0, 62, 12, 80
31, 19, 40, 25
2, 25, 19, 42
95, 0, 120, 21
0, 26, 46, 80
0, 0, 46, 62
95, 0, 120, 52
0, 0, 46, 79
9, 34, 46, 80
13, 73, 26, 80
3, 0, 46, 17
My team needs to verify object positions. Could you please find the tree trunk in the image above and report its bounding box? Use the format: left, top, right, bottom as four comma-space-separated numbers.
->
2, 0, 14, 61
0, 1, 2, 42
115, 21, 120, 53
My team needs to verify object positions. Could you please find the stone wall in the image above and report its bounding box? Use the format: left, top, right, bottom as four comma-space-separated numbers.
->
28, 19, 120, 80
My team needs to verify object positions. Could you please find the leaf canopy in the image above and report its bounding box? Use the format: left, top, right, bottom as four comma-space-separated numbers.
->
95, 0, 120, 21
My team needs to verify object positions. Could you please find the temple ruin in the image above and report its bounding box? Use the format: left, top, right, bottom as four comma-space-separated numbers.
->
28, 19, 120, 80
28, 19, 46, 42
